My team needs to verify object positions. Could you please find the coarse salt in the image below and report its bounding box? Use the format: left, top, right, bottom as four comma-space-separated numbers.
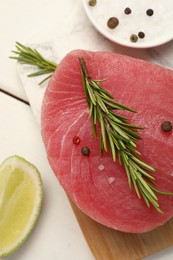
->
83, 0, 173, 48
98, 164, 104, 171
108, 177, 115, 184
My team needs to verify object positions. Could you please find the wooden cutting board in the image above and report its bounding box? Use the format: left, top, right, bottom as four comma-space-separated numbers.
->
70, 200, 173, 260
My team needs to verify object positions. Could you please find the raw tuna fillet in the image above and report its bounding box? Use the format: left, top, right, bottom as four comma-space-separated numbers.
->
41, 50, 173, 233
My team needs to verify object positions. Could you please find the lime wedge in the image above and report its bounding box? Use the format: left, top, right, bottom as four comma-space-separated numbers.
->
0, 155, 43, 257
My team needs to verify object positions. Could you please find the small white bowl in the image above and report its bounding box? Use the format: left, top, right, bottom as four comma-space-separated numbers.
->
82, 0, 173, 48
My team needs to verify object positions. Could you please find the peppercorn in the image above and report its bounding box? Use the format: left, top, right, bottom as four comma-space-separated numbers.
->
107, 17, 119, 29
124, 7, 132, 15
138, 31, 145, 39
130, 34, 138, 42
146, 9, 154, 16
161, 121, 172, 132
81, 146, 90, 156
73, 136, 81, 145
88, 0, 97, 6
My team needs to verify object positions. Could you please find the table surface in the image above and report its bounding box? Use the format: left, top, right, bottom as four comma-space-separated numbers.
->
0, 1, 173, 259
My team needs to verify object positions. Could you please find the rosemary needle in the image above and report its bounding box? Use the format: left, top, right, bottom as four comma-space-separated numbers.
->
10, 43, 173, 212
79, 56, 173, 213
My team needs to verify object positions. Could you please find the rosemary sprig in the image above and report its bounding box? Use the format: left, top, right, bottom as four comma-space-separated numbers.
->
79, 56, 173, 213
10, 43, 173, 212
10, 42, 57, 84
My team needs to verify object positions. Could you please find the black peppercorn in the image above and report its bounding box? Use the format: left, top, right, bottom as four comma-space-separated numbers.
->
88, 0, 97, 6
107, 17, 119, 29
81, 146, 90, 156
138, 31, 145, 39
161, 121, 172, 132
124, 7, 132, 15
146, 9, 154, 16
130, 34, 138, 42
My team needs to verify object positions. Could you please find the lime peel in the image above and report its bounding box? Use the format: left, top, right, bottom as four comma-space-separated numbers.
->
0, 155, 43, 257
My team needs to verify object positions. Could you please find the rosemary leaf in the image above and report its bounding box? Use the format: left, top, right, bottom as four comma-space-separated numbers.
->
140, 190, 150, 208
91, 80, 114, 98
28, 69, 54, 77
96, 95, 109, 114
119, 140, 128, 150
38, 75, 53, 85
137, 174, 158, 200
139, 182, 160, 209
107, 132, 116, 162
87, 83, 97, 105
130, 169, 141, 198
151, 186, 173, 196
129, 160, 155, 180
111, 124, 130, 140
111, 135, 121, 150
121, 152, 129, 167
89, 101, 93, 117
98, 110, 107, 151
131, 155, 155, 173
124, 163, 132, 189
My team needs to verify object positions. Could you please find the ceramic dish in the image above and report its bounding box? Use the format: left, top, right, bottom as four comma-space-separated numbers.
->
82, 0, 173, 48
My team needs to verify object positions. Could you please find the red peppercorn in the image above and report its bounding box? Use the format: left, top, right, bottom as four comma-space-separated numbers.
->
73, 136, 81, 145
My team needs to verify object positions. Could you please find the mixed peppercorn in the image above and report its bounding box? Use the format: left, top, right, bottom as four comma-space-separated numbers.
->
88, 1, 155, 43
161, 121, 172, 132
88, 0, 97, 7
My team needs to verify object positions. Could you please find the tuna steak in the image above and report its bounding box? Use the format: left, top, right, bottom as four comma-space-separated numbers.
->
41, 50, 173, 233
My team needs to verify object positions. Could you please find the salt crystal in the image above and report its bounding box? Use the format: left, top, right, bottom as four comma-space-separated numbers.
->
170, 171, 173, 177
98, 164, 104, 171
108, 177, 115, 184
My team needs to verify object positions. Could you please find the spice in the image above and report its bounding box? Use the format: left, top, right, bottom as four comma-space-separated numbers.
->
107, 17, 119, 29
73, 136, 81, 145
161, 121, 172, 132
88, 0, 97, 6
124, 7, 132, 15
138, 31, 145, 39
146, 9, 154, 16
81, 146, 90, 156
130, 34, 138, 42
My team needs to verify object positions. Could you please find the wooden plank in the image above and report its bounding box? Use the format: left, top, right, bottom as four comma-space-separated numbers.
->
70, 200, 173, 260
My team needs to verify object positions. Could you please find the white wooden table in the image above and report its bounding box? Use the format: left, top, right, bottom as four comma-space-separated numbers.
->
0, 1, 173, 259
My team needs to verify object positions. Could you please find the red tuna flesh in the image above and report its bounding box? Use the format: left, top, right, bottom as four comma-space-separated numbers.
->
41, 50, 173, 233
